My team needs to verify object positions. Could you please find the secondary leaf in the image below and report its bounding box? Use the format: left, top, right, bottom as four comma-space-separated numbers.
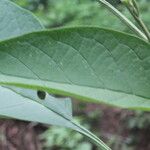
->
0, 86, 110, 150
0, 27, 149, 110
0, 0, 43, 41
8, 86, 72, 119
0, 86, 72, 126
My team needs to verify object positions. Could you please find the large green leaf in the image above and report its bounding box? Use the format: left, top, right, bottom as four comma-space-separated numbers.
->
0, 27, 149, 110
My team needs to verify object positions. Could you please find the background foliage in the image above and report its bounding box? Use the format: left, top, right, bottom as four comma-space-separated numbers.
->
11, 0, 150, 30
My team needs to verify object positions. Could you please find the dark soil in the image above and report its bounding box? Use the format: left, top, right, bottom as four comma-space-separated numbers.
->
0, 120, 44, 150
0, 104, 150, 150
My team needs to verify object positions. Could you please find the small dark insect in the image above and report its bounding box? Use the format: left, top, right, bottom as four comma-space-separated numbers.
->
37, 90, 46, 100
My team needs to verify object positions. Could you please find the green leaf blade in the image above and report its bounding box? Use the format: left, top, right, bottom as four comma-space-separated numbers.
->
0, 86, 72, 127
0, 0, 43, 41
0, 86, 110, 150
0, 27, 149, 110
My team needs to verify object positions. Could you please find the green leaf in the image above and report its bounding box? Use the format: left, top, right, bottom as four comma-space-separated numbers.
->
0, 27, 149, 110
0, 86, 110, 150
0, 0, 43, 41
0, 86, 72, 126
7, 86, 73, 119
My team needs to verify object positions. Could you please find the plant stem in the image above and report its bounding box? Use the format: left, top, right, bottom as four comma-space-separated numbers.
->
72, 120, 112, 150
137, 18, 150, 41
98, 0, 148, 41
124, 1, 150, 41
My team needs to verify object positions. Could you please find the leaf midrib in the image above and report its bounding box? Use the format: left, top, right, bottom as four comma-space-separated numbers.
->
0, 73, 149, 100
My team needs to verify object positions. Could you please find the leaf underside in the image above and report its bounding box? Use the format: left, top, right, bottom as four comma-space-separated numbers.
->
0, 86, 73, 127
0, 27, 150, 110
0, 0, 43, 41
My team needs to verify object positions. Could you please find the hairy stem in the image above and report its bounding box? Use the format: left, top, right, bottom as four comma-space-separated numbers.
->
137, 18, 150, 41
72, 120, 111, 150
98, 0, 148, 41
124, 0, 150, 41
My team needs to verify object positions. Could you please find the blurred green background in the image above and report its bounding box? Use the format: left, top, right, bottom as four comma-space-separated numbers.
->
9, 0, 150, 150
12, 0, 150, 31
